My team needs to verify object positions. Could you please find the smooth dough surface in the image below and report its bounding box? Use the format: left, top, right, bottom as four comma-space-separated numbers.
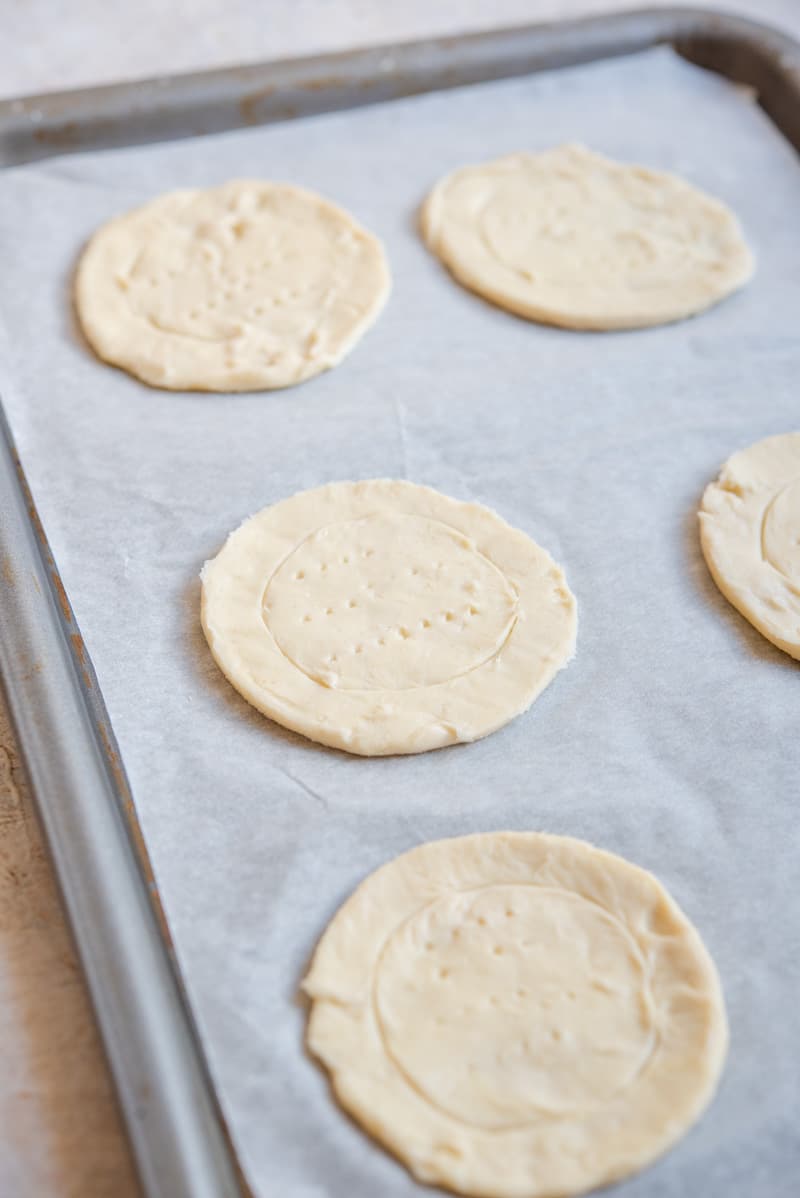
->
200, 480, 576, 755
421, 144, 753, 330
699, 431, 800, 660
304, 832, 728, 1198
75, 180, 390, 391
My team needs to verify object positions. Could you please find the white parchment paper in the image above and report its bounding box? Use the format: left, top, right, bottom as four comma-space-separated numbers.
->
0, 48, 798, 1197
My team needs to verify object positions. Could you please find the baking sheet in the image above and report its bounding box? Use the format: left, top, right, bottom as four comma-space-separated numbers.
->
0, 45, 798, 1197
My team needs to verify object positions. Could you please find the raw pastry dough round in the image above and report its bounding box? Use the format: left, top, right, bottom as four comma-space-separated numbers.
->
304, 831, 728, 1198
699, 431, 800, 660
201, 480, 576, 755
75, 180, 390, 391
421, 144, 753, 330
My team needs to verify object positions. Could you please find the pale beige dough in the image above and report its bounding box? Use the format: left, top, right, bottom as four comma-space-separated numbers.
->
421, 144, 753, 330
200, 480, 576, 755
304, 831, 728, 1198
699, 431, 800, 660
75, 180, 390, 391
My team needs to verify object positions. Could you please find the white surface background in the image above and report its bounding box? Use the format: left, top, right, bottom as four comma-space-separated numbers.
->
0, 4, 798, 1197
2, 0, 799, 98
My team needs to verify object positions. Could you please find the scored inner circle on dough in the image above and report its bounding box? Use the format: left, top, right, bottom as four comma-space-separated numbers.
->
201, 480, 576, 755
761, 478, 800, 585
421, 143, 754, 330
264, 513, 518, 690
304, 832, 728, 1198
699, 431, 800, 660
374, 884, 655, 1128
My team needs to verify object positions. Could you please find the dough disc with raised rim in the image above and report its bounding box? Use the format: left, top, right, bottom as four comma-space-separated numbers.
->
421, 144, 753, 330
304, 831, 728, 1198
699, 431, 800, 660
200, 480, 576, 755
75, 180, 390, 391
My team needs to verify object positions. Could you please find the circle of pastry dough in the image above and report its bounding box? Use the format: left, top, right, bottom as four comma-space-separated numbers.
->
200, 480, 576, 755
75, 180, 390, 391
699, 431, 800, 660
421, 144, 754, 330
304, 832, 728, 1198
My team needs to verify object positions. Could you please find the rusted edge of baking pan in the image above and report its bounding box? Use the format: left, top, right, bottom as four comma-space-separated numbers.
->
0, 407, 250, 1198
0, 7, 799, 166
0, 8, 798, 1198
